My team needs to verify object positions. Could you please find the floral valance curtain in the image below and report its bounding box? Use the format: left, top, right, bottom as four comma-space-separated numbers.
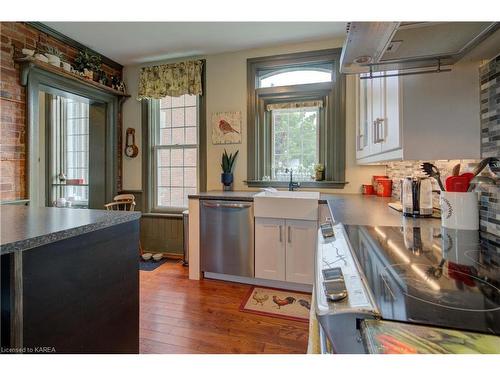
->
138, 60, 203, 99
266, 100, 323, 111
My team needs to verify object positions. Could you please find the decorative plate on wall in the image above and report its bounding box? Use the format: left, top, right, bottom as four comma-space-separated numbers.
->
211, 111, 241, 144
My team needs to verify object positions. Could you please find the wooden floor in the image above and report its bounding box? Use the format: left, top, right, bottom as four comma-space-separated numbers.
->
139, 261, 310, 354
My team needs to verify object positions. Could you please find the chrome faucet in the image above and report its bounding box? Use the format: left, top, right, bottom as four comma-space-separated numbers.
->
286, 168, 300, 191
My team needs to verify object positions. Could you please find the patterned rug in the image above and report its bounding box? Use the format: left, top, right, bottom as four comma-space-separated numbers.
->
239, 286, 312, 322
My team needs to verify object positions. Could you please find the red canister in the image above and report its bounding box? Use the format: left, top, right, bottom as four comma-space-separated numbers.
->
377, 178, 393, 197
362, 184, 375, 195
372, 175, 389, 195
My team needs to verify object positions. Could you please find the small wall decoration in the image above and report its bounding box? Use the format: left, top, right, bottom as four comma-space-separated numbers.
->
124, 128, 139, 158
211, 111, 241, 144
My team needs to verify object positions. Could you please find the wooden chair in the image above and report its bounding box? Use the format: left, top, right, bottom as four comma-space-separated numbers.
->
104, 194, 143, 255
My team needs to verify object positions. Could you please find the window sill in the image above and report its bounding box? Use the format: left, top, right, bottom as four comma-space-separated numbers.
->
245, 180, 348, 189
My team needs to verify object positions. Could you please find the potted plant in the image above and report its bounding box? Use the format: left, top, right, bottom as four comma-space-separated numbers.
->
45, 46, 63, 67
314, 163, 325, 181
34, 44, 48, 63
74, 50, 101, 80
97, 70, 109, 86
220, 149, 239, 191
60, 55, 72, 72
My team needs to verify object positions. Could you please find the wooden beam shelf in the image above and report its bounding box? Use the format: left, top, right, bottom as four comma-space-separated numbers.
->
14, 57, 131, 98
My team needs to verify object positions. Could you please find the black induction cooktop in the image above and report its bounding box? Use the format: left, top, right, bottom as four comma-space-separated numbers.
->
344, 224, 500, 335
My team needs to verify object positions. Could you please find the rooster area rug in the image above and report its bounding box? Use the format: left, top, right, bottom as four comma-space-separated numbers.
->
239, 286, 312, 322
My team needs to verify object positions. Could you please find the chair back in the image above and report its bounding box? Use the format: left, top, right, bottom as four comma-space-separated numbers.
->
104, 200, 136, 211
113, 194, 136, 202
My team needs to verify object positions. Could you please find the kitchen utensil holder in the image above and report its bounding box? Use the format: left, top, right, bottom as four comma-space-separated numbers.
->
440, 192, 479, 230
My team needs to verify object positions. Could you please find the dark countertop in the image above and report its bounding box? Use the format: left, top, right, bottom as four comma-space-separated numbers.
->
327, 194, 441, 228
0, 206, 141, 254
188, 190, 335, 203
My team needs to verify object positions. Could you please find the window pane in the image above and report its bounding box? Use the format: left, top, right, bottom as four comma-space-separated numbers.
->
172, 108, 184, 127
185, 127, 197, 145
185, 94, 197, 106
184, 167, 196, 187
172, 128, 184, 145
185, 106, 197, 126
158, 149, 170, 167
172, 95, 184, 108
160, 109, 171, 128
160, 96, 172, 108
158, 187, 171, 206
171, 167, 184, 187
171, 188, 184, 207
184, 148, 197, 167
260, 69, 331, 88
158, 168, 170, 186
272, 107, 319, 181
160, 128, 171, 145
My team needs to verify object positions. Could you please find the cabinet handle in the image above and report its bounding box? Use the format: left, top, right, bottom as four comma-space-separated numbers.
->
279, 225, 283, 242
288, 226, 291, 243
373, 120, 378, 143
377, 118, 385, 142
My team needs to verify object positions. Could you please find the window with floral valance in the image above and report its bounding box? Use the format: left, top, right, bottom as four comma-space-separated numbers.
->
138, 60, 204, 99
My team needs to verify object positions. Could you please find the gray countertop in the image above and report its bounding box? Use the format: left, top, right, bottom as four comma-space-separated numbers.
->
326, 194, 441, 228
188, 191, 334, 203
0, 206, 142, 254
189, 190, 440, 228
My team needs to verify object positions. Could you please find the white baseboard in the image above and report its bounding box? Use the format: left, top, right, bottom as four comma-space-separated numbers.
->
203, 272, 312, 293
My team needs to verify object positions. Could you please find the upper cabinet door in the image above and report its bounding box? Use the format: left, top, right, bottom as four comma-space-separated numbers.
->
356, 75, 372, 159
255, 217, 286, 281
285, 219, 317, 285
381, 73, 402, 152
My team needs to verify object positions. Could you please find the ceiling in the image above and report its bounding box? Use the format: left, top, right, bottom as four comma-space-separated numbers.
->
43, 22, 347, 65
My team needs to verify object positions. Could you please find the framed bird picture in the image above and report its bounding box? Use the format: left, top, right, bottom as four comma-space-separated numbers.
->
211, 111, 242, 144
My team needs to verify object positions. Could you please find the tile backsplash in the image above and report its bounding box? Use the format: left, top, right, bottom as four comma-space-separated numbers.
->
386, 160, 478, 207
479, 55, 500, 236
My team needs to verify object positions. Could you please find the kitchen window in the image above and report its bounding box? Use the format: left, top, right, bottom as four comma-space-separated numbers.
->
150, 94, 199, 211
246, 49, 346, 188
271, 106, 320, 181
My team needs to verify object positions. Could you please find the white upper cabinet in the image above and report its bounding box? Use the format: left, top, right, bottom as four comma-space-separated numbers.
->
356, 72, 402, 163
356, 60, 481, 164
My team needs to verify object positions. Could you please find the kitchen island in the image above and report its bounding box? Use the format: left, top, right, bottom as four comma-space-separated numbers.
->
0, 206, 141, 354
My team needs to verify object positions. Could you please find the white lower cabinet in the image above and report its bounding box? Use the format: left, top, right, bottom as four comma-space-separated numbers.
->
255, 217, 317, 285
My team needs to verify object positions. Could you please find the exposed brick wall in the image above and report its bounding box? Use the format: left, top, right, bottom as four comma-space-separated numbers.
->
0, 22, 123, 201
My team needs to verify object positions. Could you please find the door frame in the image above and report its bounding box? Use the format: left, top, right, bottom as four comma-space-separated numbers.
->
20, 64, 119, 207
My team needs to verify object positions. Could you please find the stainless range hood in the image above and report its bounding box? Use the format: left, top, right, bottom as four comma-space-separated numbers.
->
340, 22, 500, 75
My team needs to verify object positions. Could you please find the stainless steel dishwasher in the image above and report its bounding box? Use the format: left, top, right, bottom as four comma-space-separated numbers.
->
200, 200, 254, 277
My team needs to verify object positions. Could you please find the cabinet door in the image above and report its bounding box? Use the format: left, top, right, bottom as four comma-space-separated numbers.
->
381, 73, 401, 152
370, 76, 384, 155
285, 219, 317, 284
356, 75, 372, 159
255, 218, 286, 281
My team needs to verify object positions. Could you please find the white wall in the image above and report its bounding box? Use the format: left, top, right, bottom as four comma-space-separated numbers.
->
121, 38, 385, 193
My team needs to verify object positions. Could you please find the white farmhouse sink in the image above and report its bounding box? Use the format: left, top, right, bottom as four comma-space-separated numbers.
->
253, 190, 320, 221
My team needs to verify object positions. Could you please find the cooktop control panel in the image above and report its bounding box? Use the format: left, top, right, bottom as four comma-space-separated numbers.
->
315, 223, 377, 316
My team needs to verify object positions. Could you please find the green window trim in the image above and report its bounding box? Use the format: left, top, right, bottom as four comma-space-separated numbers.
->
246, 48, 346, 188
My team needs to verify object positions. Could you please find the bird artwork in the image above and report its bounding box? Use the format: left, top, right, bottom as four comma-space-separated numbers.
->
272, 296, 296, 309
212, 112, 242, 144
252, 290, 269, 306
219, 119, 240, 134
298, 299, 311, 310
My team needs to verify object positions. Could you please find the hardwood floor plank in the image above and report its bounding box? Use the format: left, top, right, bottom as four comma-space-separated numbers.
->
139, 263, 309, 354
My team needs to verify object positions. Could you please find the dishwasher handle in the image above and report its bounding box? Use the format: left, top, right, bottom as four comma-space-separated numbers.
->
201, 201, 252, 209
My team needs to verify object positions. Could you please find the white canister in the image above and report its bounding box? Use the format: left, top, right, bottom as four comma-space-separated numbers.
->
440, 191, 479, 230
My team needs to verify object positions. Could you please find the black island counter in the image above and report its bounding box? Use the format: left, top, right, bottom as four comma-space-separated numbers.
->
0, 206, 141, 354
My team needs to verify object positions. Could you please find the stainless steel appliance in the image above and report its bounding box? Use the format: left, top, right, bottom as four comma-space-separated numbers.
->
402, 177, 433, 217
200, 200, 254, 277
315, 221, 500, 353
